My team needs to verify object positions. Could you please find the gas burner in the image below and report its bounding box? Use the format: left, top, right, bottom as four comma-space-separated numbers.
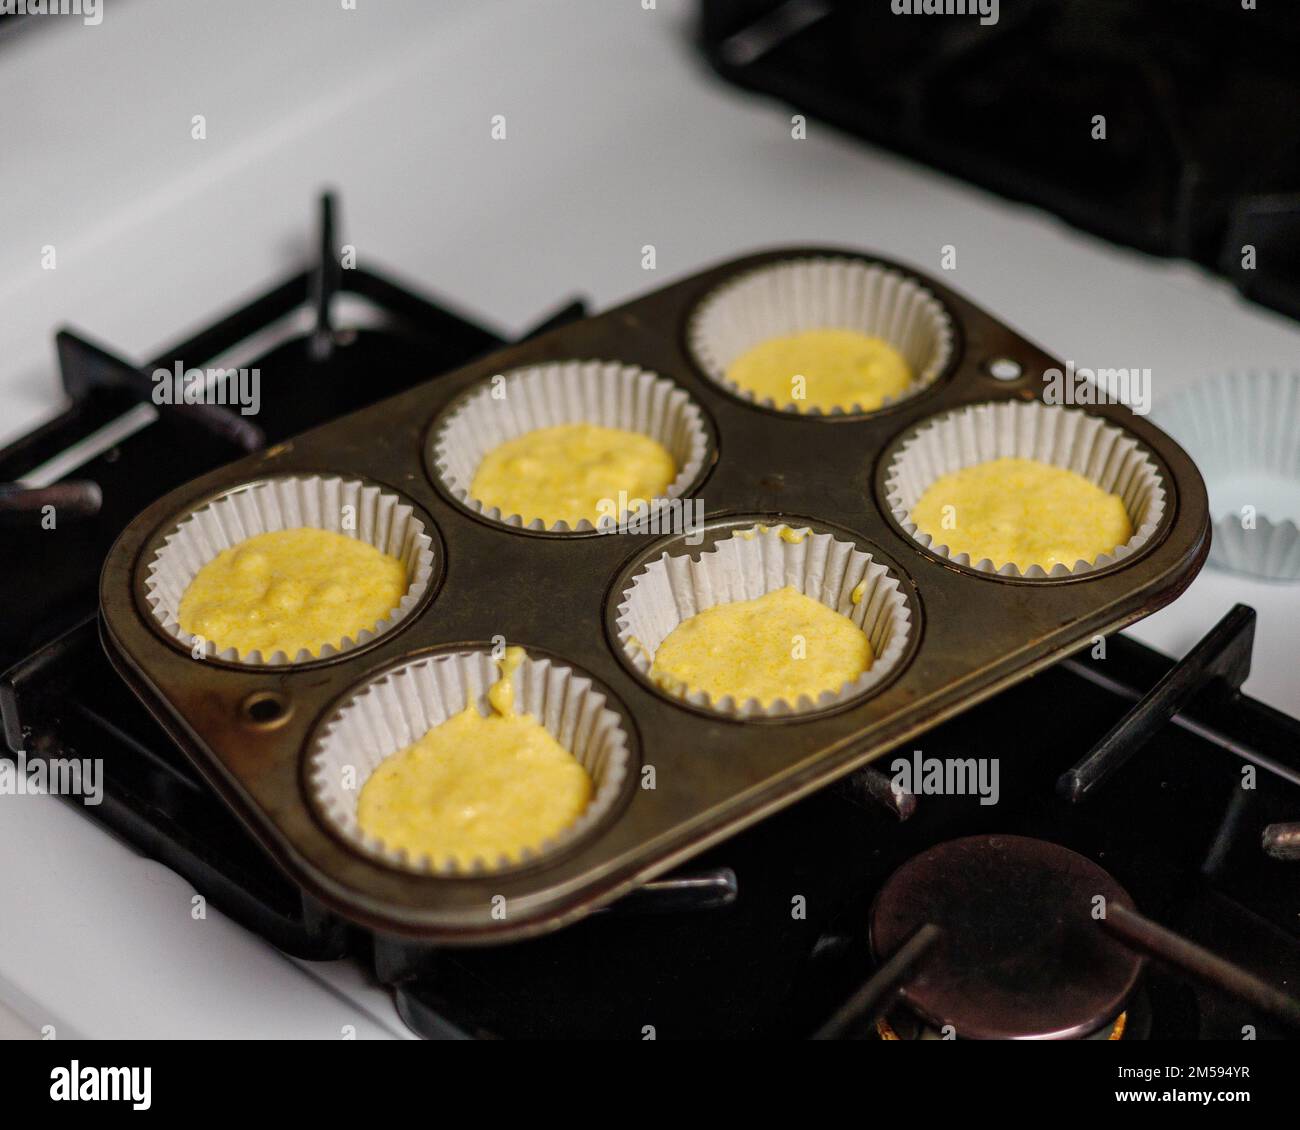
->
870, 834, 1143, 1040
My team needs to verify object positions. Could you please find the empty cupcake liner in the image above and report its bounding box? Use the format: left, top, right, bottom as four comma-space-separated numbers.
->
686, 256, 955, 416
144, 475, 435, 665
305, 647, 632, 875
884, 400, 1167, 579
1152, 371, 1300, 581
431, 359, 712, 532
615, 523, 914, 718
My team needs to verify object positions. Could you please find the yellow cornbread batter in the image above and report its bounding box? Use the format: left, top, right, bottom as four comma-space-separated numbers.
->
177, 528, 406, 657
911, 456, 1133, 572
726, 328, 912, 412
357, 648, 592, 867
470, 422, 675, 526
739, 524, 809, 544
650, 585, 873, 705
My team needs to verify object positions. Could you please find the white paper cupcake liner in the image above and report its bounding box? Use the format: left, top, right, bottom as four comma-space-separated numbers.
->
305, 648, 632, 875
431, 359, 711, 532
615, 523, 914, 718
144, 475, 435, 665
686, 257, 955, 416
1152, 371, 1300, 581
884, 400, 1167, 579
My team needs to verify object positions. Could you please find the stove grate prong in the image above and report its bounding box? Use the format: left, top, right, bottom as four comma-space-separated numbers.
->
811, 922, 941, 1040
1101, 902, 1300, 1034
1262, 822, 1300, 862
836, 763, 917, 820
601, 867, 739, 916
309, 191, 340, 362
0, 480, 102, 520
1058, 604, 1255, 803
519, 298, 589, 341
55, 328, 264, 453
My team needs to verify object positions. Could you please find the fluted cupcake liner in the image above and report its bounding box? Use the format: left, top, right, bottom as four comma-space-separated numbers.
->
686, 257, 955, 416
884, 400, 1167, 579
1153, 371, 1300, 581
144, 475, 434, 665
431, 359, 712, 532
305, 647, 631, 875
615, 523, 913, 719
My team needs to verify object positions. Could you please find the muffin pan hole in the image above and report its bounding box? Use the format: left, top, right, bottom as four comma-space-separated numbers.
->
427, 359, 714, 535
139, 474, 441, 668
881, 400, 1170, 580
686, 256, 957, 418
608, 515, 919, 721
242, 691, 291, 729
985, 357, 1023, 382
305, 645, 636, 876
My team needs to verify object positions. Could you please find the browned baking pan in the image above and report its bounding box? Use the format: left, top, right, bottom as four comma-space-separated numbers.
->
98, 247, 1211, 943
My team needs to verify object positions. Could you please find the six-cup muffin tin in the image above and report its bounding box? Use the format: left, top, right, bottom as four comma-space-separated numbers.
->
99, 247, 1212, 943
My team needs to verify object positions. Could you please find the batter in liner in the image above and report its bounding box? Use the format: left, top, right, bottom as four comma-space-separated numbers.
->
910, 456, 1133, 572
726, 328, 912, 412
357, 648, 593, 867
470, 422, 675, 526
177, 528, 406, 658
650, 585, 873, 706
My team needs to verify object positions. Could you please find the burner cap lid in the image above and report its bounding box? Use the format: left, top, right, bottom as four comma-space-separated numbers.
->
871, 834, 1143, 1040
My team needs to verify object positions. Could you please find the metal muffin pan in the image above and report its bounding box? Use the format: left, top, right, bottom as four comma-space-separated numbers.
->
99, 247, 1211, 943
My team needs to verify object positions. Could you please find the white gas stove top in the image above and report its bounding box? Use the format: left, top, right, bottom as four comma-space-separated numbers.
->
2, 0, 1297, 1039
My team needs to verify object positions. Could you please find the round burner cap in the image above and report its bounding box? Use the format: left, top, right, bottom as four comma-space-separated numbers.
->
870, 834, 1143, 1040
